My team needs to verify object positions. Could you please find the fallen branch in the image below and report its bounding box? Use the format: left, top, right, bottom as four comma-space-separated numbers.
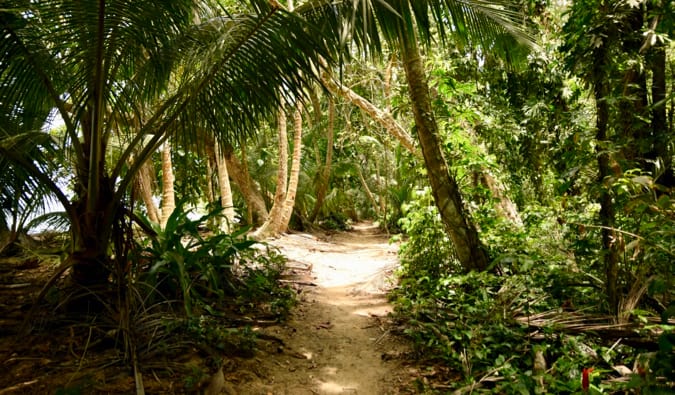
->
279, 279, 317, 286
0, 283, 32, 289
0, 380, 38, 394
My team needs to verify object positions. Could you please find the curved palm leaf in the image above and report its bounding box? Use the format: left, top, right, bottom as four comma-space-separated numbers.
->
115, 4, 335, 198
296, 0, 535, 61
0, 129, 66, 234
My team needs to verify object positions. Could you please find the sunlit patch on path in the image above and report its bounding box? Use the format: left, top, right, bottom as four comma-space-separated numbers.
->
224, 222, 411, 394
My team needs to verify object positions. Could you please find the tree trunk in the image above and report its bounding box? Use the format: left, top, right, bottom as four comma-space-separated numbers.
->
618, 10, 649, 165
356, 163, 380, 217
223, 145, 268, 225
474, 171, 522, 226
278, 106, 304, 231
309, 96, 335, 223
214, 142, 236, 232
136, 159, 160, 224
204, 144, 216, 206
399, 33, 490, 272
593, 40, 621, 316
647, 41, 673, 187
70, 109, 115, 285
321, 71, 420, 157
252, 102, 289, 239
159, 143, 175, 228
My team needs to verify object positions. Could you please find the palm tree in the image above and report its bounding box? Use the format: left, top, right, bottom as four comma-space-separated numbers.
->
214, 141, 237, 232
0, 0, 333, 284
251, 100, 289, 238
299, 0, 533, 271
159, 143, 177, 228
279, 105, 305, 229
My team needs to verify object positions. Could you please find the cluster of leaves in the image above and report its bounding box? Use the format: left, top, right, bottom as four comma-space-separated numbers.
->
184, 315, 258, 359
395, 187, 461, 279
134, 202, 295, 319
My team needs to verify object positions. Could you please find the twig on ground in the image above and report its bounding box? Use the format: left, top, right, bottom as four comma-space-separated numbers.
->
0, 379, 39, 394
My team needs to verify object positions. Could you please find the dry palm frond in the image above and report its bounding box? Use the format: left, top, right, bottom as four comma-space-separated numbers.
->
517, 309, 663, 339
618, 275, 655, 324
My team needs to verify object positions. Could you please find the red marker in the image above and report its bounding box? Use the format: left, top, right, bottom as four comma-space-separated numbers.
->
582, 367, 594, 392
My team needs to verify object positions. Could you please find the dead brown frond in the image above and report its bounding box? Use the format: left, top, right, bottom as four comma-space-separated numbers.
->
618, 275, 655, 324
517, 309, 667, 346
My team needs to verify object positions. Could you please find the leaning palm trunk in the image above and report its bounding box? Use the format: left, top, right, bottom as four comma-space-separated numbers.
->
321, 71, 419, 158
159, 143, 176, 229
223, 145, 268, 224
474, 171, 522, 226
135, 159, 160, 224
400, 33, 490, 272
356, 164, 381, 217
278, 105, 304, 231
252, 102, 289, 239
215, 142, 236, 232
204, 144, 217, 206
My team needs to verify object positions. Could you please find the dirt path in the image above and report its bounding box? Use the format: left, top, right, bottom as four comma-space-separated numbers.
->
222, 223, 412, 394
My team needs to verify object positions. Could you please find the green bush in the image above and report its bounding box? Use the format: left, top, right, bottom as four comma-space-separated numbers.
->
134, 202, 294, 318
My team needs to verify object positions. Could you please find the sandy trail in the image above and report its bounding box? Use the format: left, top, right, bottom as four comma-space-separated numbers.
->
223, 223, 411, 395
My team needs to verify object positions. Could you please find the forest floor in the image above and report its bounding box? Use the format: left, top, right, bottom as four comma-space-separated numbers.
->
225, 222, 415, 394
0, 223, 423, 394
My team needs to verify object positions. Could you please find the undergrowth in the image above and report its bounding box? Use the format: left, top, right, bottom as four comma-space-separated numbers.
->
38, 203, 296, 393
391, 188, 674, 394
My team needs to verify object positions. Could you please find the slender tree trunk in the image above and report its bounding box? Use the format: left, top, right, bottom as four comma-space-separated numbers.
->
278, 106, 304, 231
593, 39, 621, 315
204, 144, 216, 206
648, 41, 674, 187
321, 71, 420, 157
215, 142, 236, 232
136, 159, 160, 224
399, 33, 490, 272
223, 145, 268, 224
474, 171, 522, 226
309, 96, 335, 222
238, 142, 254, 224
356, 163, 380, 217
253, 102, 288, 238
160, 143, 175, 228
202, 143, 220, 230
619, 10, 649, 165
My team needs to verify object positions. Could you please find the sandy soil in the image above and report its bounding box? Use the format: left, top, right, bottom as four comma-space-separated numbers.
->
221, 222, 414, 394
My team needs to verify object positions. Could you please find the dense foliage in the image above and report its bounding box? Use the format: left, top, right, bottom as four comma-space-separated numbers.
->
1, 0, 674, 393
388, 1, 675, 392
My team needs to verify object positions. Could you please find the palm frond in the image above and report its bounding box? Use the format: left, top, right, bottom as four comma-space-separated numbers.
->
25, 211, 71, 233
296, 0, 535, 64
116, 4, 336, 194
0, 7, 60, 133
0, 129, 66, 229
